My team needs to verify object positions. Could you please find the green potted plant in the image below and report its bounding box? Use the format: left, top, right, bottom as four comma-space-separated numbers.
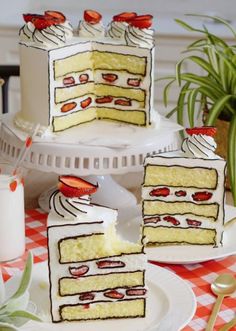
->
159, 15, 236, 206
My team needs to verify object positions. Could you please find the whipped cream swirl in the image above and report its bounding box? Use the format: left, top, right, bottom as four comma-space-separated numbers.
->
182, 134, 218, 159
106, 21, 127, 40
125, 25, 154, 48
49, 191, 93, 219
19, 21, 73, 48
78, 20, 105, 38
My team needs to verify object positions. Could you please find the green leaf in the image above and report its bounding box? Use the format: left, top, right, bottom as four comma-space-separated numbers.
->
186, 14, 236, 38
0, 322, 18, 331
0, 292, 29, 316
166, 107, 178, 118
9, 310, 41, 322
177, 82, 190, 126
205, 95, 235, 125
163, 79, 176, 107
10, 252, 33, 301
187, 55, 221, 83
187, 88, 200, 127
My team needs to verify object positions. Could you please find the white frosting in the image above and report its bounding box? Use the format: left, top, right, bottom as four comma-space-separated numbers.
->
49, 190, 100, 219
182, 134, 218, 159
125, 25, 154, 48
106, 21, 127, 40
19, 21, 73, 48
78, 20, 105, 38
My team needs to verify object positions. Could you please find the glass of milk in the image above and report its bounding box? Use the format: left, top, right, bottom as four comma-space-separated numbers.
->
0, 163, 25, 262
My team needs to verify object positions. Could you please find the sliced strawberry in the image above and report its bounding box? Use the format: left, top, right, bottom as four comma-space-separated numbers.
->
81, 97, 92, 109
25, 136, 32, 148
95, 96, 113, 104
144, 217, 161, 224
104, 290, 124, 299
96, 260, 125, 269
163, 216, 180, 226
126, 289, 146, 296
102, 73, 118, 83
149, 187, 170, 197
69, 265, 89, 277
129, 15, 153, 29
127, 78, 141, 87
186, 219, 202, 227
23, 13, 44, 23
83, 304, 90, 309
61, 102, 77, 113
115, 99, 131, 106
58, 175, 98, 198
79, 293, 95, 301
10, 180, 17, 192
79, 73, 89, 83
186, 126, 217, 137
192, 191, 213, 202
44, 10, 66, 23
63, 77, 75, 86
175, 190, 187, 197
32, 17, 56, 30
84, 10, 102, 24
113, 12, 137, 22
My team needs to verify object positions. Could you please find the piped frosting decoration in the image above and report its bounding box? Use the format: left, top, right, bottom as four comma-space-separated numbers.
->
125, 15, 154, 48
19, 11, 73, 47
78, 10, 105, 38
182, 127, 219, 159
50, 175, 98, 219
106, 12, 137, 40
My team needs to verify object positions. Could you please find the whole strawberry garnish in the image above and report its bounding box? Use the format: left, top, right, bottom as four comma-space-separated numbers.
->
84, 10, 102, 24
58, 175, 98, 198
129, 14, 153, 29
186, 126, 217, 137
113, 12, 137, 22
32, 16, 56, 30
23, 13, 44, 23
44, 10, 66, 23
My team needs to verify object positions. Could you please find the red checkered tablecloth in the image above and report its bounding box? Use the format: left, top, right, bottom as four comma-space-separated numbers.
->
1, 209, 236, 331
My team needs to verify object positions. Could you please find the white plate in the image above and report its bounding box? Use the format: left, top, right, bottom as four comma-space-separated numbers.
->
120, 205, 236, 264
6, 261, 196, 331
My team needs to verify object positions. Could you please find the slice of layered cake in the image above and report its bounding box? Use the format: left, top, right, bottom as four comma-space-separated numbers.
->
47, 176, 146, 322
142, 127, 226, 247
15, 10, 156, 135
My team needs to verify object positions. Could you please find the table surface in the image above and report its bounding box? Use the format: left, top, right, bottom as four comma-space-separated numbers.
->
1, 209, 236, 331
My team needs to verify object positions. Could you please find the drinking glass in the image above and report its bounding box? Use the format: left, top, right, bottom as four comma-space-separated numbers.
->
0, 163, 25, 262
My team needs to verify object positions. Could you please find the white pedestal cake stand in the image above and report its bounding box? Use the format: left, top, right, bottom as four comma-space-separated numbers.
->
0, 114, 181, 220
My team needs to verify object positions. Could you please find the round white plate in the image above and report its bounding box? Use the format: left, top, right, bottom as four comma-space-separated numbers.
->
120, 205, 236, 264
6, 262, 196, 331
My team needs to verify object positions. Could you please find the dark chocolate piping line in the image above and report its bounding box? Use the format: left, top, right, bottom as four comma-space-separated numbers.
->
65, 198, 87, 214
59, 195, 77, 217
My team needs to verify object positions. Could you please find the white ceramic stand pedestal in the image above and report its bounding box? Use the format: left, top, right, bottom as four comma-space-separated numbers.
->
0, 114, 181, 220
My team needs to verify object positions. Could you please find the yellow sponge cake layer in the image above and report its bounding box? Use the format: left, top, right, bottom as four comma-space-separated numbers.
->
59, 271, 144, 295
144, 165, 217, 189
144, 226, 216, 245
60, 299, 145, 321
54, 51, 146, 78
55, 84, 145, 104
59, 233, 142, 263
143, 201, 219, 220
52, 108, 96, 132
97, 108, 146, 126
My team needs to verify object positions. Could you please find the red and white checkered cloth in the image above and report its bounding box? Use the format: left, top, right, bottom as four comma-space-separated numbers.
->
1, 209, 236, 331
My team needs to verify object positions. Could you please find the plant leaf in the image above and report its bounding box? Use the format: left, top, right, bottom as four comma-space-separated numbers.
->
163, 79, 176, 107
9, 310, 41, 322
177, 82, 190, 126
187, 88, 200, 127
205, 95, 235, 125
9, 252, 33, 301
0, 322, 18, 331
